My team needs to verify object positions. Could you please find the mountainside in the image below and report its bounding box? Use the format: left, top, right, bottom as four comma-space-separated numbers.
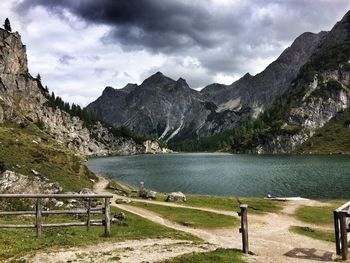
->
87, 72, 250, 141
87, 10, 350, 153
201, 31, 327, 114
175, 10, 350, 153
87, 24, 327, 142
0, 28, 163, 192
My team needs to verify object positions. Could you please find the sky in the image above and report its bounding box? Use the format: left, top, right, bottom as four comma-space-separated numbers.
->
1, 0, 349, 106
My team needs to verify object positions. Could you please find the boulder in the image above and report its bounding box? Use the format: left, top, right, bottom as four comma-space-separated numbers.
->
115, 198, 132, 204
78, 188, 95, 195
139, 189, 157, 199
114, 212, 126, 220
166, 192, 186, 202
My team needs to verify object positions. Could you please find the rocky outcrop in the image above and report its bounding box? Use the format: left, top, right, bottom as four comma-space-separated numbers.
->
143, 140, 172, 154
252, 69, 350, 154
0, 170, 62, 194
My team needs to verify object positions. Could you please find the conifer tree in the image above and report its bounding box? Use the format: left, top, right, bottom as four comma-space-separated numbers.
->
3, 18, 11, 32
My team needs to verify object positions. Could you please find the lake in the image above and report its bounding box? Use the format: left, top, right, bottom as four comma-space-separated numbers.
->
87, 153, 350, 199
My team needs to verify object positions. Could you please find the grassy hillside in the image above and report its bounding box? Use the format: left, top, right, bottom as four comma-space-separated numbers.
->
0, 121, 96, 192
295, 107, 350, 154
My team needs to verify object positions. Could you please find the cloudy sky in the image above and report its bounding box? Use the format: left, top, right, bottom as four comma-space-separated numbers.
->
1, 0, 349, 106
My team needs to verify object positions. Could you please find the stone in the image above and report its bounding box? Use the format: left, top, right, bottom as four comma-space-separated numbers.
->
114, 212, 126, 220
78, 188, 95, 195
115, 198, 132, 204
139, 189, 157, 199
55, 201, 64, 207
31, 169, 39, 175
166, 192, 186, 202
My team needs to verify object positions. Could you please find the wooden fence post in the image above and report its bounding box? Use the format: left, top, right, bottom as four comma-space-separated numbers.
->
104, 198, 111, 237
334, 211, 341, 255
36, 198, 42, 237
87, 198, 91, 231
239, 204, 249, 254
339, 212, 348, 260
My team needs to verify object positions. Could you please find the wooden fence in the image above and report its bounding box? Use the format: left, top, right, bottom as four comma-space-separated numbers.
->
334, 201, 350, 260
0, 194, 113, 237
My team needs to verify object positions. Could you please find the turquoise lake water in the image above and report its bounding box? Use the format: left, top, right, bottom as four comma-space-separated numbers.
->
87, 153, 350, 199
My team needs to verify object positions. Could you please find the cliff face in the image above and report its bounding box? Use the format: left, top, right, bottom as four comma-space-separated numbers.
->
0, 28, 143, 156
254, 70, 350, 154
201, 31, 327, 115
248, 11, 350, 154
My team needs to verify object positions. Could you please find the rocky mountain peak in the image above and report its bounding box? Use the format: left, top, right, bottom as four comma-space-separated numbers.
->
175, 77, 190, 90
0, 29, 28, 75
141, 71, 175, 87
102, 86, 115, 95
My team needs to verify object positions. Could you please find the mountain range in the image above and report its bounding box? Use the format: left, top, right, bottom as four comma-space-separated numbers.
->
86, 10, 350, 153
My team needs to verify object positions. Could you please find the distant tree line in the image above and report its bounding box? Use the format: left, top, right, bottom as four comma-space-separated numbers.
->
35, 75, 151, 144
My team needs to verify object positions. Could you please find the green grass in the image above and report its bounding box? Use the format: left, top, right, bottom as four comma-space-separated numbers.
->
294, 201, 343, 226
130, 190, 284, 215
0, 207, 199, 260
131, 202, 238, 229
289, 226, 335, 243
160, 248, 246, 263
295, 107, 350, 154
106, 178, 134, 194
0, 122, 96, 191
184, 195, 284, 215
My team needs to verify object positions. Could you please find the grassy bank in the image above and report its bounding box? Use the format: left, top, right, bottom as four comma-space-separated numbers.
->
289, 226, 335, 243
0, 207, 199, 260
160, 248, 246, 263
129, 192, 284, 215
294, 201, 343, 226
295, 107, 350, 154
0, 122, 96, 191
130, 202, 238, 229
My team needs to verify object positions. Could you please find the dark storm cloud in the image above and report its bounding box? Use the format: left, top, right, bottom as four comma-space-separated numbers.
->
15, 0, 350, 79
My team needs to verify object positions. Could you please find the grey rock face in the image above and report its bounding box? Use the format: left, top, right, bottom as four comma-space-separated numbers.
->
201, 31, 327, 114
0, 28, 147, 156
0, 170, 62, 194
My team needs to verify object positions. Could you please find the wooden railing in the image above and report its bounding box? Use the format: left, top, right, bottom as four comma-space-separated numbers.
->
334, 201, 350, 260
0, 194, 113, 237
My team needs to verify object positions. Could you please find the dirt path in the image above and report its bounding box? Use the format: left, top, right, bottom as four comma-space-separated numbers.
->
94, 177, 337, 263
21, 177, 339, 262
20, 239, 216, 263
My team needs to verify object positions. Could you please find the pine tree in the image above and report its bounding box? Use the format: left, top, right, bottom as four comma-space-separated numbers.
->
3, 18, 11, 32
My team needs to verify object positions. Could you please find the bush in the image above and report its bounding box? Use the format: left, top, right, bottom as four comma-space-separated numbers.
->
0, 161, 5, 173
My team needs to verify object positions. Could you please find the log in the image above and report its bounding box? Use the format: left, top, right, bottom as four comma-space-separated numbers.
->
42, 222, 103, 227
334, 211, 341, 255
104, 198, 111, 237
36, 198, 42, 237
0, 224, 36, 228
239, 204, 249, 254
339, 212, 348, 260
0, 194, 112, 198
